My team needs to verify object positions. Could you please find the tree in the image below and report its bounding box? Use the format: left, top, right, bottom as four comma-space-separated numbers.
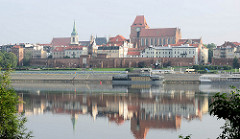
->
0, 51, 17, 68
0, 68, 32, 138
138, 61, 146, 68
4, 52, 17, 68
233, 57, 239, 69
23, 51, 32, 66
205, 43, 216, 63
209, 86, 240, 138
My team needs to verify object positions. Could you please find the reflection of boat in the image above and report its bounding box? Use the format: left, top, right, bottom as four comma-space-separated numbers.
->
112, 68, 164, 85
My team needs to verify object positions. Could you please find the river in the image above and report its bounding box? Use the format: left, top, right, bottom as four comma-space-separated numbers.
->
13, 82, 235, 139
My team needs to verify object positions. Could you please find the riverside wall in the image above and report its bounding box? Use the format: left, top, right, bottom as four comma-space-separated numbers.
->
10, 72, 200, 84
212, 58, 240, 66
30, 57, 195, 68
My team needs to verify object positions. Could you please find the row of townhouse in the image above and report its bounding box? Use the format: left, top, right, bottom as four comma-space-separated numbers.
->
52, 46, 88, 58
141, 44, 208, 65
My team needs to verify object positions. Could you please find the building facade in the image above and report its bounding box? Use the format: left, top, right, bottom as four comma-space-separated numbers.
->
64, 46, 88, 58
11, 46, 24, 66
141, 44, 199, 64
213, 42, 240, 59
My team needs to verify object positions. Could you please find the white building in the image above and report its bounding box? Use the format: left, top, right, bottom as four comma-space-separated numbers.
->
141, 44, 199, 64
65, 46, 88, 58
172, 45, 198, 64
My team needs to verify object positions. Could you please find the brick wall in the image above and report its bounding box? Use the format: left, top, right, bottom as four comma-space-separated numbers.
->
30, 57, 195, 68
212, 58, 240, 66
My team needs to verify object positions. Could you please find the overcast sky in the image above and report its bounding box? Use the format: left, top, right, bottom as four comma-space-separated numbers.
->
0, 0, 240, 45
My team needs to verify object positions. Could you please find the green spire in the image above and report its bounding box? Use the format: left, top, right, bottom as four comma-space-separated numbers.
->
71, 21, 78, 36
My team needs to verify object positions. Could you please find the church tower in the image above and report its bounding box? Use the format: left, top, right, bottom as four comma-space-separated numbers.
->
130, 15, 149, 48
71, 21, 79, 45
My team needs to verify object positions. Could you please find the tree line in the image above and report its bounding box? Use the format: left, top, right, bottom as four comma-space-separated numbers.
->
0, 51, 17, 68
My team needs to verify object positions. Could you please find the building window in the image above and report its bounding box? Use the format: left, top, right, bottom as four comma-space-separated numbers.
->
163, 38, 166, 45
155, 38, 157, 46
172, 38, 175, 44
150, 39, 153, 45
146, 39, 149, 46
141, 38, 144, 46
159, 38, 162, 45
168, 38, 171, 44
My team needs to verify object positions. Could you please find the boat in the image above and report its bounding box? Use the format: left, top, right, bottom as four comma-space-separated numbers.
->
112, 68, 164, 85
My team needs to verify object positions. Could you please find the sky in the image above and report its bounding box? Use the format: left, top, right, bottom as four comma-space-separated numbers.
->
0, 0, 240, 45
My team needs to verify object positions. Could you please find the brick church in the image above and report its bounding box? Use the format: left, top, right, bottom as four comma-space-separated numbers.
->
130, 15, 182, 48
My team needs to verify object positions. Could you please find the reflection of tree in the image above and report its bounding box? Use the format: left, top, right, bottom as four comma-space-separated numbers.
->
0, 69, 32, 138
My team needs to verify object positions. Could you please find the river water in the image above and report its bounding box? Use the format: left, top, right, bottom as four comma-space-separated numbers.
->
13, 82, 237, 139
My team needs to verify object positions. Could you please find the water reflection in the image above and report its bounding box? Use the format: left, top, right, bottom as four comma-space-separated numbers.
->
17, 89, 209, 139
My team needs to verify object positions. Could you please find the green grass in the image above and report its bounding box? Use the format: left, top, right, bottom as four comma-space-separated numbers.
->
90, 68, 128, 71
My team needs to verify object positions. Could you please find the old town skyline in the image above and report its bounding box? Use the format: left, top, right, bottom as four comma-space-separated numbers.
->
1, 0, 240, 45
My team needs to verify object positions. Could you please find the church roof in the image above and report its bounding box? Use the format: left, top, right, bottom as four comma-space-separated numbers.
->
131, 15, 149, 28
140, 28, 177, 37
51, 37, 71, 46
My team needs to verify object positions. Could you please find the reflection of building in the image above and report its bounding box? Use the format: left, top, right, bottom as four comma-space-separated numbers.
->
18, 91, 209, 139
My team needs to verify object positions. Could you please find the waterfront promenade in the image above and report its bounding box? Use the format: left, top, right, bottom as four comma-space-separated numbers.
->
10, 71, 201, 83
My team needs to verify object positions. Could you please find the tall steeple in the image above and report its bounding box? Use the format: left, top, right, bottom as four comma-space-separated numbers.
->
71, 21, 79, 45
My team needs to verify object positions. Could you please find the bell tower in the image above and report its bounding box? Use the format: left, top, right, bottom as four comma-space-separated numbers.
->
130, 15, 149, 48
71, 21, 79, 45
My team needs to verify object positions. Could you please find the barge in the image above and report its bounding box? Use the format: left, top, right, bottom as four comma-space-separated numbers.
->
112, 68, 164, 85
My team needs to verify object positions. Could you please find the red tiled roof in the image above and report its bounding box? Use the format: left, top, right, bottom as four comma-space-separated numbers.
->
232, 42, 240, 46
108, 35, 127, 46
140, 28, 177, 37
12, 45, 22, 49
218, 41, 239, 48
65, 45, 86, 50
51, 37, 71, 46
52, 47, 65, 52
38, 43, 52, 46
109, 35, 126, 42
131, 15, 150, 28
128, 48, 139, 51
127, 51, 140, 56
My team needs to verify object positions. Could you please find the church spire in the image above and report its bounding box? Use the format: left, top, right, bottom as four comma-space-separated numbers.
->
71, 21, 79, 45
71, 21, 78, 36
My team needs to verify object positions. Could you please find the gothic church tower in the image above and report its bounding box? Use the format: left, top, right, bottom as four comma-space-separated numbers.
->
71, 21, 79, 45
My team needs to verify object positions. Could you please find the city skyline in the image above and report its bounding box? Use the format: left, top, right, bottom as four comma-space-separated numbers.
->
1, 0, 240, 45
